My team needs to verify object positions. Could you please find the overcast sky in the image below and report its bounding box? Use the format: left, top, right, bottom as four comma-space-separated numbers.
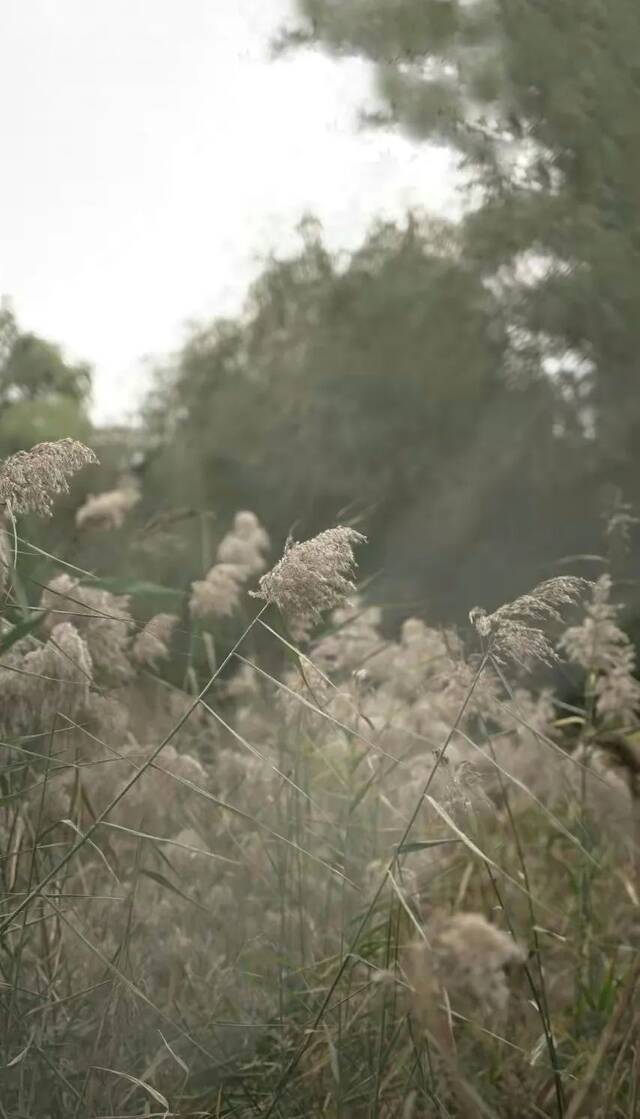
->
1, 0, 458, 423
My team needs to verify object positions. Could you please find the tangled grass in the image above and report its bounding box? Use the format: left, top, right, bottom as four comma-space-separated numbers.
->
0, 442, 639, 1118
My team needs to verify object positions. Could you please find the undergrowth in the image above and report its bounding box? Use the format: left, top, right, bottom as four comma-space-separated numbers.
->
0, 440, 638, 1119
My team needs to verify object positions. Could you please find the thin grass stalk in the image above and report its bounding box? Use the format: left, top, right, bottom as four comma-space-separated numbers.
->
5, 715, 58, 1047
576, 667, 598, 1030
406, 1013, 446, 1117
600, 1015, 637, 1117
262, 652, 489, 1117
42, 895, 219, 1065
481, 706, 561, 1095
629, 1042, 639, 1117
490, 655, 600, 1045
371, 899, 395, 1117
483, 864, 566, 1118
634, 791, 640, 900
566, 951, 640, 1119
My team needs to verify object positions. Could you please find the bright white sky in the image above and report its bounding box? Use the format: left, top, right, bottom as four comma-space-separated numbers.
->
0, 0, 458, 423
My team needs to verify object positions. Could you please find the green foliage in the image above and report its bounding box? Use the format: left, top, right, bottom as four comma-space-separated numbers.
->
292, 0, 640, 465
0, 302, 92, 457
0, 396, 91, 453
144, 215, 590, 619
0, 332, 90, 406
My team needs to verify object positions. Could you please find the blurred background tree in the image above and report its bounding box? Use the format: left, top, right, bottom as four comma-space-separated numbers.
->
263, 0, 640, 615
287, 0, 640, 476
0, 300, 92, 454
4, 0, 640, 628
141, 214, 594, 622
0, 301, 133, 597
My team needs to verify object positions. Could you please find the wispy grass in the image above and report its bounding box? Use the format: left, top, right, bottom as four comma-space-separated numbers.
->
0, 460, 639, 1117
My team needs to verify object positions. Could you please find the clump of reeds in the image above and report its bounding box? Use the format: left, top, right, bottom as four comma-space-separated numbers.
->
3, 451, 640, 1119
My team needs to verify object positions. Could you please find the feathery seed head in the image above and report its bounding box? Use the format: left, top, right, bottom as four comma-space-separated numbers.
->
0, 439, 98, 517
603, 489, 638, 559
40, 574, 133, 684
231, 510, 270, 548
216, 510, 270, 575
216, 535, 266, 574
559, 575, 626, 674
33, 621, 94, 689
250, 526, 366, 631
75, 481, 140, 530
190, 563, 244, 620
560, 575, 640, 722
0, 622, 95, 734
132, 613, 178, 666
430, 912, 525, 1015
468, 606, 491, 638
470, 576, 589, 667
406, 912, 525, 1028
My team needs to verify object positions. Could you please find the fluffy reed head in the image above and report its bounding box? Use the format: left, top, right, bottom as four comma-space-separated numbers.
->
132, 613, 178, 666
560, 574, 640, 723
190, 563, 244, 620
217, 510, 270, 575
0, 439, 98, 517
250, 526, 366, 631
75, 480, 140, 530
406, 912, 525, 1028
40, 573, 133, 684
470, 575, 588, 667
189, 511, 270, 620
0, 621, 94, 738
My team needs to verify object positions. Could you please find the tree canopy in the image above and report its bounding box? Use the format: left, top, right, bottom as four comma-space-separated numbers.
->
142, 214, 600, 621
290, 0, 640, 470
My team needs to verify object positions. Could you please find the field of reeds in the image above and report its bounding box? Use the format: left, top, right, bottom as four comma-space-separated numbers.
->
1, 438, 639, 1119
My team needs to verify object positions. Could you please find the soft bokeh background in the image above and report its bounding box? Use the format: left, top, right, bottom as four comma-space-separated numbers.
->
2, 0, 639, 627
0, 0, 457, 422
